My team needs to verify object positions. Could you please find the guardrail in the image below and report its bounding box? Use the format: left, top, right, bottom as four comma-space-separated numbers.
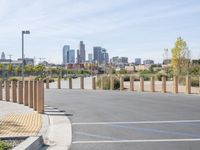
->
0, 80, 44, 114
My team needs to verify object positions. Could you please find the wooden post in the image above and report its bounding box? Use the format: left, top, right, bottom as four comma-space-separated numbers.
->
0, 80, 2, 100
28, 80, 33, 108
150, 76, 155, 92
110, 76, 114, 90
46, 78, 49, 89
140, 77, 144, 92
185, 76, 191, 94
120, 76, 124, 91
37, 80, 44, 113
101, 76, 104, 90
162, 76, 166, 93
69, 78, 72, 89
92, 77, 96, 90
173, 76, 178, 94
80, 77, 84, 89
17, 81, 23, 104
23, 81, 28, 106
11, 81, 17, 103
33, 80, 37, 111
57, 77, 61, 89
130, 76, 134, 91
5, 81, 10, 101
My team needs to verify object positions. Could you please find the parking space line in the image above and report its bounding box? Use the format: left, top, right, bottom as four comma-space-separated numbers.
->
72, 138, 200, 144
72, 120, 200, 125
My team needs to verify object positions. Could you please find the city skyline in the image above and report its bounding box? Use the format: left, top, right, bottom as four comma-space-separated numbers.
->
0, 0, 200, 64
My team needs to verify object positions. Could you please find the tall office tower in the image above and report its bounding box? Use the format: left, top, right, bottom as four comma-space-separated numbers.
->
88, 53, 93, 62
93, 47, 102, 64
1, 52, 5, 60
101, 48, 109, 64
79, 41, 85, 63
69, 49, 75, 64
77, 49, 80, 63
143, 59, 154, 65
63, 45, 70, 64
135, 58, 141, 65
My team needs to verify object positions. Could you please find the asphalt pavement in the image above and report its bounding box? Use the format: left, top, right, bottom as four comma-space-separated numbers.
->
45, 89, 200, 150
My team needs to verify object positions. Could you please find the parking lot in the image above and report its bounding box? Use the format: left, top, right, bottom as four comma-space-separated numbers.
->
45, 89, 200, 150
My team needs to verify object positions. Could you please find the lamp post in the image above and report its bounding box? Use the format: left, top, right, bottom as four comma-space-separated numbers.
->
22, 30, 30, 81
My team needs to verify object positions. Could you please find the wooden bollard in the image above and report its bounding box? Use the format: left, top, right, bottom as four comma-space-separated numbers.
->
28, 80, 33, 108
140, 77, 144, 92
57, 77, 61, 89
110, 76, 114, 90
0, 80, 2, 100
150, 77, 155, 92
199, 77, 200, 94
162, 76, 166, 93
11, 81, 17, 103
5, 81, 10, 101
17, 81, 23, 104
101, 76, 104, 90
92, 77, 96, 90
37, 80, 44, 113
185, 76, 191, 94
46, 78, 49, 89
173, 76, 178, 94
130, 76, 134, 91
69, 78, 72, 89
23, 81, 29, 106
33, 80, 37, 111
80, 77, 84, 89
120, 77, 124, 91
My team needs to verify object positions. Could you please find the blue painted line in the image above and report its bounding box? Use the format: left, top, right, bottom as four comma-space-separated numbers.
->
75, 131, 121, 140
110, 124, 200, 138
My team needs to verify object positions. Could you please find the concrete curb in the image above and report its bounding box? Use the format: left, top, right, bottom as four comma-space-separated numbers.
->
43, 106, 72, 150
13, 136, 44, 150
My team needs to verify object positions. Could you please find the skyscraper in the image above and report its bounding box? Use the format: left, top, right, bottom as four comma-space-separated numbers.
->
93, 47, 102, 64
135, 58, 141, 65
1, 52, 6, 60
93, 47, 109, 64
69, 49, 75, 64
79, 41, 85, 63
88, 53, 93, 62
63, 45, 75, 64
63, 45, 70, 64
77, 49, 80, 63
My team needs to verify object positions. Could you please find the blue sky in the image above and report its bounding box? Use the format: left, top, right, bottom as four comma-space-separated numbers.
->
0, 0, 200, 64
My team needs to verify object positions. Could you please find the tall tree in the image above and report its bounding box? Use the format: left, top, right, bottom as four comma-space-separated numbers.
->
171, 37, 190, 75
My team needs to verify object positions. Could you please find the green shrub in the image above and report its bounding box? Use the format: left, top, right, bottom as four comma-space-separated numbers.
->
43, 78, 55, 83
8, 77, 18, 82
123, 76, 130, 81
0, 140, 12, 150
97, 76, 120, 90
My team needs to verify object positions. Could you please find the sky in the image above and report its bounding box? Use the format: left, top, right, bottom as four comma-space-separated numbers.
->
0, 0, 200, 64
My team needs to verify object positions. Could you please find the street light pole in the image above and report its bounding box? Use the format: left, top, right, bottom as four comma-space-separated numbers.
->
21, 30, 30, 81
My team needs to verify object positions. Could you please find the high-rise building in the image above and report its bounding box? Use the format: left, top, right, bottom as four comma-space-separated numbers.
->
119, 57, 128, 64
63, 45, 70, 64
63, 45, 75, 64
77, 49, 80, 63
1, 52, 6, 60
88, 53, 93, 62
79, 41, 85, 63
93, 47, 102, 64
143, 59, 154, 65
135, 58, 141, 65
93, 47, 109, 64
69, 49, 75, 64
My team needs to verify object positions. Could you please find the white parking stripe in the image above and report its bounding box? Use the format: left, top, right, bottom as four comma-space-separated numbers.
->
73, 138, 200, 144
72, 120, 200, 125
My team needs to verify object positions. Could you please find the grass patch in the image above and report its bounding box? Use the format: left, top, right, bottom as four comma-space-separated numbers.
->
0, 140, 12, 150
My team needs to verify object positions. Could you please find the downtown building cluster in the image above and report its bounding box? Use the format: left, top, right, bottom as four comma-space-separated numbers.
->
62, 41, 109, 65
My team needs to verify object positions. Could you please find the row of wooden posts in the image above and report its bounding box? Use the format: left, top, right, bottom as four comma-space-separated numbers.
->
0, 80, 44, 113
48, 76, 199, 94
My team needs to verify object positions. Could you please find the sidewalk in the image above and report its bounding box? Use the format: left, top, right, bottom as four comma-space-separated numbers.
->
0, 101, 41, 137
